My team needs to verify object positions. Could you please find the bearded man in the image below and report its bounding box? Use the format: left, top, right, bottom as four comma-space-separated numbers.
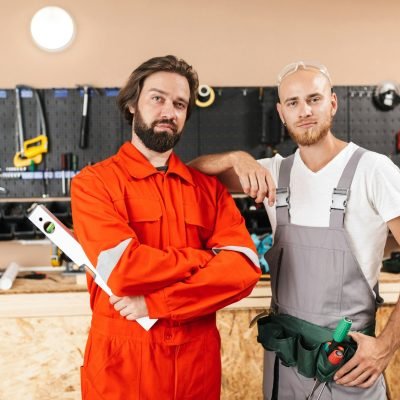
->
189, 61, 400, 400
71, 55, 261, 400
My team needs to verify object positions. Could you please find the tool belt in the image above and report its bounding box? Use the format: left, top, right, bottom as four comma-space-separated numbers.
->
257, 313, 375, 382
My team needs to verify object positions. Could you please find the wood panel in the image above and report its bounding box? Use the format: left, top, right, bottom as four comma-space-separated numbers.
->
1, 307, 398, 400
0, 270, 399, 399
376, 306, 400, 400
0, 316, 89, 400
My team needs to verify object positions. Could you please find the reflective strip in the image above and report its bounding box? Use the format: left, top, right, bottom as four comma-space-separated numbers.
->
212, 246, 260, 268
96, 238, 132, 283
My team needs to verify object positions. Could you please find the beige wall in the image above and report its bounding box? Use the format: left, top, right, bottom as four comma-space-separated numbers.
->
1, 0, 399, 88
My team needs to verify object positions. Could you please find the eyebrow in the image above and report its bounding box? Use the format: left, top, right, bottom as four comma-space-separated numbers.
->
148, 88, 189, 105
306, 92, 323, 99
283, 96, 299, 105
283, 92, 323, 105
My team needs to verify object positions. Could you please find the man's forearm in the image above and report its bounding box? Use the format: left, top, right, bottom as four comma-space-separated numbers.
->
189, 150, 276, 204
382, 217, 400, 352
188, 151, 247, 192
377, 295, 400, 353
189, 151, 267, 195
188, 151, 239, 175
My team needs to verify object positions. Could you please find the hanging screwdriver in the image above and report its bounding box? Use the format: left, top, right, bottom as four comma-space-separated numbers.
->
325, 317, 352, 355
78, 85, 90, 149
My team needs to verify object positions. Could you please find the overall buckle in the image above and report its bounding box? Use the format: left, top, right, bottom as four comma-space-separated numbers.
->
331, 188, 349, 211
276, 187, 290, 208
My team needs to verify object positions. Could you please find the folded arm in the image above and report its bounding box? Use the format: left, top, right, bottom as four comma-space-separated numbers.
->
143, 182, 261, 321
71, 172, 213, 296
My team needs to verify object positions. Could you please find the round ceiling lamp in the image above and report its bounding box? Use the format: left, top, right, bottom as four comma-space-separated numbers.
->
30, 6, 76, 52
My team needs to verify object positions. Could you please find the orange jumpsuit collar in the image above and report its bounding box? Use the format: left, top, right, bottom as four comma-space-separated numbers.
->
118, 142, 196, 186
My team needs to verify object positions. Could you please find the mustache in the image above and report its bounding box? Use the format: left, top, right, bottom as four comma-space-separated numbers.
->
296, 119, 317, 127
151, 119, 177, 130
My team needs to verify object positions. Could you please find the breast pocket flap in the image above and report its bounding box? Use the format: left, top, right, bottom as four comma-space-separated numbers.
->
126, 197, 162, 222
183, 202, 213, 230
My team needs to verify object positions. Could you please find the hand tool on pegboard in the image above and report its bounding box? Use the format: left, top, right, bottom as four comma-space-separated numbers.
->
196, 84, 215, 108
396, 130, 400, 154
258, 87, 282, 158
77, 85, 90, 148
77, 85, 102, 149
373, 81, 400, 111
13, 86, 48, 167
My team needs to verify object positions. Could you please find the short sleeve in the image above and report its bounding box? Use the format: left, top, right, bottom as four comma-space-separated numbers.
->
369, 155, 400, 222
257, 153, 285, 184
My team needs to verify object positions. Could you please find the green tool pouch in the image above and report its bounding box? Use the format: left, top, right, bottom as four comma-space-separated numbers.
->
257, 313, 374, 382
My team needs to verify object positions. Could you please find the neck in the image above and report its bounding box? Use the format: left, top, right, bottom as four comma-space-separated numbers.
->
131, 133, 172, 168
298, 132, 348, 172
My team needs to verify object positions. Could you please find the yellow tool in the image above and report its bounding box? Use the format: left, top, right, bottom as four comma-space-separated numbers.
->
13, 153, 42, 167
196, 84, 216, 108
23, 134, 48, 158
50, 243, 62, 267
13, 86, 48, 167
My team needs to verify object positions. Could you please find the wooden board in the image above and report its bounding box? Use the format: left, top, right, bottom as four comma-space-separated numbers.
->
0, 271, 86, 295
0, 307, 399, 400
376, 306, 400, 400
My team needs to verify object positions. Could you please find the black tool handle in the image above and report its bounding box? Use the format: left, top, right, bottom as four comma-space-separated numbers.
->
79, 115, 88, 149
79, 87, 89, 149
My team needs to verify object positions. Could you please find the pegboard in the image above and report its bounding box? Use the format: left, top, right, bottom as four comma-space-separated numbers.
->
1, 85, 400, 199
198, 88, 262, 156
0, 88, 124, 198
348, 86, 400, 166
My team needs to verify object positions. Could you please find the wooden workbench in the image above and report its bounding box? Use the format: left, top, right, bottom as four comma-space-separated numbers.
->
0, 272, 399, 400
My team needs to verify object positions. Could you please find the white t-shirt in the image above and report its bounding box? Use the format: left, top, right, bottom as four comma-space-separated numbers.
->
258, 142, 400, 289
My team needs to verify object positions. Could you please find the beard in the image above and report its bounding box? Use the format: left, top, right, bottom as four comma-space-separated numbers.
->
133, 109, 183, 152
287, 114, 332, 146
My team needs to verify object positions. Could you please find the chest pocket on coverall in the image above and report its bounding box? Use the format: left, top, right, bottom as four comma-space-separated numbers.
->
125, 197, 162, 243
183, 202, 214, 249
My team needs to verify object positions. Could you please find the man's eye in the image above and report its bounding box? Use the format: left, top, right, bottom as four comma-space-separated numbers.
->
287, 101, 297, 107
311, 97, 321, 103
152, 96, 162, 102
176, 103, 186, 110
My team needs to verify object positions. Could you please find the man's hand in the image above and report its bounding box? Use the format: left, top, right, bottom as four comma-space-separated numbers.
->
229, 151, 276, 205
334, 332, 392, 388
110, 295, 149, 320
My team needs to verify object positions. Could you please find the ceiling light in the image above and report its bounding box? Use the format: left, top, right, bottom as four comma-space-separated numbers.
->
30, 6, 76, 52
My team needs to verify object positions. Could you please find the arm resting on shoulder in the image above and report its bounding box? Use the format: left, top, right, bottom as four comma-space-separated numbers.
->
188, 151, 276, 204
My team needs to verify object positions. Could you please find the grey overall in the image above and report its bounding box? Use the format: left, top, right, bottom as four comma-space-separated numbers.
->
263, 148, 387, 399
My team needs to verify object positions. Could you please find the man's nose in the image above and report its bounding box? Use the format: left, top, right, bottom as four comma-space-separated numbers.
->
299, 102, 312, 118
160, 101, 176, 120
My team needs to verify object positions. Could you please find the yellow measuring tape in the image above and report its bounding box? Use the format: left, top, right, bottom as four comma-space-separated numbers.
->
196, 85, 216, 108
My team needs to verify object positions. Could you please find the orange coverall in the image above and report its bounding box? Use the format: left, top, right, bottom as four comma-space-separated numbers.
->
71, 142, 261, 400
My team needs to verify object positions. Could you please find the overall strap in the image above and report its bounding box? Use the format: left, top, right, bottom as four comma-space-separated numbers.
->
276, 154, 295, 225
329, 147, 367, 229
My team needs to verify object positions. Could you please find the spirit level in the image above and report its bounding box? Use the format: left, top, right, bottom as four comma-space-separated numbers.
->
28, 204, 157, 331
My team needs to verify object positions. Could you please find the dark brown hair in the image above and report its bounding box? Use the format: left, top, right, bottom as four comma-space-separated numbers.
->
117, 55, 199, 125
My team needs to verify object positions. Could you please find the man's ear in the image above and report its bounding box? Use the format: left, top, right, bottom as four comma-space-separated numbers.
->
276, 102, 285, 125
331, 92, 338, 117
128, 104, 135, 115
